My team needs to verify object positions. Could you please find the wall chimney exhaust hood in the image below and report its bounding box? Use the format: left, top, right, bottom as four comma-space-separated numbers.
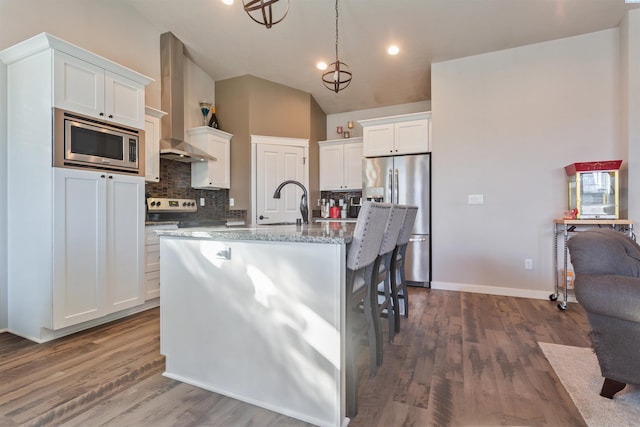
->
159, 32, 216, 163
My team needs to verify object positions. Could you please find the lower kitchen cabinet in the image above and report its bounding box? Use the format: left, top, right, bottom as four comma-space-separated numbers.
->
145, 224, 177, 300
53, 168, 145, 329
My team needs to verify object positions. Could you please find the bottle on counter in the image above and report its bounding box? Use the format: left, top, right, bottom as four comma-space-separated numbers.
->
208, 106, 219, 129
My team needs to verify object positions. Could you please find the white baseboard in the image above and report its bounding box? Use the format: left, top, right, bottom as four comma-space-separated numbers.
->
431, 281, 564, 301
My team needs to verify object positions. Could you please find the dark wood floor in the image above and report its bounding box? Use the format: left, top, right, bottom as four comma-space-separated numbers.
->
0, 288, 591, 426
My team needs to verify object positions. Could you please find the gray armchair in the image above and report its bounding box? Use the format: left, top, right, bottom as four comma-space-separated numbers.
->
567, 228, 640, 399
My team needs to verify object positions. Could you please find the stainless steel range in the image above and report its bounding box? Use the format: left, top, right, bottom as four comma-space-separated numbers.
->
146, 197, 226, 228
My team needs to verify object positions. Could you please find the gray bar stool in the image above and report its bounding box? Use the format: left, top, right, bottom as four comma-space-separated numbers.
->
391, 205, 418, 333
345, 201, 390, 418
370, 204, 406, 368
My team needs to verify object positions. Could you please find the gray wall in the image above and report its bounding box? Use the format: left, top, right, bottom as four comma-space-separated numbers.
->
431, 28, 628, 298
0, 60, 6, 330
216, 75, 325, 223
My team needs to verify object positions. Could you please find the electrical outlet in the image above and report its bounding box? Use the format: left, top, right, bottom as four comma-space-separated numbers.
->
524, 258, 533, 270
229, 198, 235, 207
199, 197, 205, 207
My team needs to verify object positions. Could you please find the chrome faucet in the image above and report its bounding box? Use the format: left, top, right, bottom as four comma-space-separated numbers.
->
273, 180, 309, 224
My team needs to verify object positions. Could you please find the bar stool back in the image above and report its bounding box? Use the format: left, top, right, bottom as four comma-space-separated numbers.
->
391, 205, 419, 333
345, 201, 390, 418
370, 204, 406, 369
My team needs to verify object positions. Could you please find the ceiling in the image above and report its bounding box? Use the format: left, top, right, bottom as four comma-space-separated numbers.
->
123, 0, 640, 115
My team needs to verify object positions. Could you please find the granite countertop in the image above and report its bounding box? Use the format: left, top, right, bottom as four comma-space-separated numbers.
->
155, 222, 355, 244
313, 217, 358, 223
145, 220, 179, 226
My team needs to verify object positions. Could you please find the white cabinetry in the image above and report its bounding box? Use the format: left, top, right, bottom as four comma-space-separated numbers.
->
189, 127, 233, 189
145, 224, 177, 300
144, 107, 167, 182
319, 138, 363, 191
53, 168, 145, 329
360, 112, 431, 157
54, 50, 147, 129
0, 33, 152, 342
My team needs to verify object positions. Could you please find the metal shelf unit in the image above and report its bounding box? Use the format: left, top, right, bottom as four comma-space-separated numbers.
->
552, 219, 634, 310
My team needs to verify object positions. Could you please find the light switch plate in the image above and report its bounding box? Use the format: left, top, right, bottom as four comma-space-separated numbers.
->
200, 197, 205, 207
468, 194, 484, 205
229, 198, 235, 207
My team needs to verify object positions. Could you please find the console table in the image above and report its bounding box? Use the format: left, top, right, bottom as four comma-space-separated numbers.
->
552, 219, 634, 310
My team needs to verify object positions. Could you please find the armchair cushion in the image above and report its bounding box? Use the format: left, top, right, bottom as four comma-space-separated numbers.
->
574, 274, 640, 324
567, 229, 640, 277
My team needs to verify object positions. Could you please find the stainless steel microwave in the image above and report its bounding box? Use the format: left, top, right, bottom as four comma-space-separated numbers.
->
53, 108, 144, 175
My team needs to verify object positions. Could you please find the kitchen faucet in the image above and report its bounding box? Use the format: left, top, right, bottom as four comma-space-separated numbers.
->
273, 180, 309, 224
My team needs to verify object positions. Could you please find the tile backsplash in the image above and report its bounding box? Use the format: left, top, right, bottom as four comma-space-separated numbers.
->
145, 159, 245, 221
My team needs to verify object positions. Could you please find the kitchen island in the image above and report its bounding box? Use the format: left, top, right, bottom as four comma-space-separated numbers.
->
157, 223, 354, 427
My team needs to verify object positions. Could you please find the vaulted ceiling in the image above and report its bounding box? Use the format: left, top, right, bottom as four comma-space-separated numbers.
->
124, 0, 640, 114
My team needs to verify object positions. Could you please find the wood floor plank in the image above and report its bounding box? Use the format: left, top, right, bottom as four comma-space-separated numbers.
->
0, 289, 593, 426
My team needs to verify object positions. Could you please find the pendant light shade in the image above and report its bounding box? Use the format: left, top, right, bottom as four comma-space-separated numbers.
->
322, 0, 351, 93
243, 0, 289, 29
322, 60, 352, 93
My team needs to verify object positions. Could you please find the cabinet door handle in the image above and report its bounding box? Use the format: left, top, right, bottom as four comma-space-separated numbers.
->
216, 247, 231, 260
409, 237, 428, 243
394, 169, 399, 202
101, 174, 106, 178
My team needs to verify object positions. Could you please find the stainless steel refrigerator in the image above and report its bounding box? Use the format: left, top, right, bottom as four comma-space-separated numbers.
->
362, 153, 431, 286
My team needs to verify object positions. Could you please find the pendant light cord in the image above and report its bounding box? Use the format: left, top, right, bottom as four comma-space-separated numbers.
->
335, 0, 339, 63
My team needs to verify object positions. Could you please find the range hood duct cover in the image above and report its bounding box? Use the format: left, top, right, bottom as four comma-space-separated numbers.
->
159, 32, 216, 163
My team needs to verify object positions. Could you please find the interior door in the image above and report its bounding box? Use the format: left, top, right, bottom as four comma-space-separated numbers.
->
256, 143, 306, 224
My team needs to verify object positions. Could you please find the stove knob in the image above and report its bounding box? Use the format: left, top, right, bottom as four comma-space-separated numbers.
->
182, 202, 187, 206
156, 201, 162, 207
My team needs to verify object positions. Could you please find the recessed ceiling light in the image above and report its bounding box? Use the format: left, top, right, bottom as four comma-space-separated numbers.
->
222, 0, 233, 5
387, 45, 400, 56
317, 61, 328, 71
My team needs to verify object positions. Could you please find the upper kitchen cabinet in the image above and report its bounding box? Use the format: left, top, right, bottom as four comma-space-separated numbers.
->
144, 107, 167, 182
54, 51, 146, 129
0, 33, 152, 129
189, 127, 233, 189
360, 112, 431, 157
319, 138, 363, 191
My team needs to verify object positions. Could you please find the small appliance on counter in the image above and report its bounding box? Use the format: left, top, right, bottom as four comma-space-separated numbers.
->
348, 197, 362, 218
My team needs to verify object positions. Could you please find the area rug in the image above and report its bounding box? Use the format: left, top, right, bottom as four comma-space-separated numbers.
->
539, 342, 640, 427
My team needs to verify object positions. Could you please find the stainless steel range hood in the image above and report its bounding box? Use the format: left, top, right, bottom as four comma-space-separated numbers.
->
160, 32, 216, 163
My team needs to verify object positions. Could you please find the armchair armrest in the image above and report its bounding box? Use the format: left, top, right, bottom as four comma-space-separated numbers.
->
575, 273, 640, 323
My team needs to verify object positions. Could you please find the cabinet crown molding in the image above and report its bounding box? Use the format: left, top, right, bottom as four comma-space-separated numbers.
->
318, 137, 363, 146
145, 106, 167, 118
358, 111, 431, 127
0, 32, 153, 85
188, 126, 233, 140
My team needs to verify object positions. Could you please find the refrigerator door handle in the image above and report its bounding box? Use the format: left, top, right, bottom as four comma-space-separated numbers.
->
388, 169, 393, 202
394, 169, 399, 204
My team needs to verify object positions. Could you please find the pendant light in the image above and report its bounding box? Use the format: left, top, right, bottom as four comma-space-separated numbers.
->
322, 0, 352, 93
243, 0, 289, 29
